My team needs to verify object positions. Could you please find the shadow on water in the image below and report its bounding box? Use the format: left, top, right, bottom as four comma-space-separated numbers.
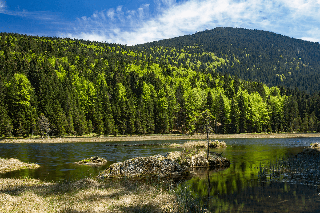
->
177, 172, 320, 212
174, 137, 320, 212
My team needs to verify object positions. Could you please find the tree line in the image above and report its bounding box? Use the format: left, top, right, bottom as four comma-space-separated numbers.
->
138, 27, 320, 94
0, 33, 319, 138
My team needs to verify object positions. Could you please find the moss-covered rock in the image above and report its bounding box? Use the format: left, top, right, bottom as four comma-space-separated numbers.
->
181, 140, 227, 149
98, 150, 230, 179
75, 156, 108, 167
98, 154, 189, 179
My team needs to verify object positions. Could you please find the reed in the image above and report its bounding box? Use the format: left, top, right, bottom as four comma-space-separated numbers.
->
258, 148, 320, 186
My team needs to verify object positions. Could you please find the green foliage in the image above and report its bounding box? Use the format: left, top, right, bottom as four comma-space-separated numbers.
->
0, 32, 319, 137
4, 73, 36, 136
139, 27, 320, 94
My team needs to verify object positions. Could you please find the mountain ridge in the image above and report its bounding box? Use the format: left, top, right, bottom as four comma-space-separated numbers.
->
135, 27, 320, 94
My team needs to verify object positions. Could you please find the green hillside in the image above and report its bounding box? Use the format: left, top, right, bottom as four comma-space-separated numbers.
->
0, 32, 319, 137
136, 27, 320, 94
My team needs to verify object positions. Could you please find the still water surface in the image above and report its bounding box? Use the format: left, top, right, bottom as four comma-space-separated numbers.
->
1, 137, 320, 212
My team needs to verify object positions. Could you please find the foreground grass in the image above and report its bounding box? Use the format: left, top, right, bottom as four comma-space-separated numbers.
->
0, 178, 178, 213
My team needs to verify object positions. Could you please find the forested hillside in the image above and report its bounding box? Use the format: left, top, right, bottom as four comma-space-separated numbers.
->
137, 27, 320, 94
0, 32, 319, 137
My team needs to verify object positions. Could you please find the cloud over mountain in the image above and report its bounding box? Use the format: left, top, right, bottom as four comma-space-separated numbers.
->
62, 0, 320, 45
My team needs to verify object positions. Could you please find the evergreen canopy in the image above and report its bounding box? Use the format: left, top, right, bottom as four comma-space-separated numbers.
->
0, 30, 319, 137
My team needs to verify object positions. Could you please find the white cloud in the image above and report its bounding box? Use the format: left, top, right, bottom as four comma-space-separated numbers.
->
107, 8, 115, 20
0, 0, 6, 12
301, 27, 320, 42
0, 1, 59, 21
62, 0, 320, 45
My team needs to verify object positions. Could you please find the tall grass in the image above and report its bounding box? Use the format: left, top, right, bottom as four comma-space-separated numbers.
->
258, 148, 320, 186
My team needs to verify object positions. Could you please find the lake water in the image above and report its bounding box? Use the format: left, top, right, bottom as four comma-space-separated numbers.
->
1, 137, 320, 212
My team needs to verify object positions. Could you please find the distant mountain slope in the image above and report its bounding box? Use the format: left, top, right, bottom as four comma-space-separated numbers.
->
135, 27, 320, 93
1, 32, 320, 137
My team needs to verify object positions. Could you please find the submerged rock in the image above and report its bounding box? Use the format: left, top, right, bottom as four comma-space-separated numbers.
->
75, 156, 108, 167
98, 150, 230, 179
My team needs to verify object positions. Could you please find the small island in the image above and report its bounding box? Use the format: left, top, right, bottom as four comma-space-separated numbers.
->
75, 156, 108, 167
0, 158, 40, 173
99, 140, 230, 179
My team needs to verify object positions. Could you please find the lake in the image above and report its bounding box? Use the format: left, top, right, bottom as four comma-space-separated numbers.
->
1, 137, 320, 212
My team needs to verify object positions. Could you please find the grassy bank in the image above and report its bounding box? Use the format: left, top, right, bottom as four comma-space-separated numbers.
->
0, 158, 40, 173
1, 133, 320, 144
0, 178, 178, 213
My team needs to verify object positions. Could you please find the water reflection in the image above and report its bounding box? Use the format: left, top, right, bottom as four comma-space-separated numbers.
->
1, 137, 320, 211
0, 140, 183, 181
178, 174, 320, 212
175, 137, 320, 212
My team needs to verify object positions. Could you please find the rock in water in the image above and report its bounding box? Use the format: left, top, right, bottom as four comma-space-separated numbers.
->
75, 156, 108, 167
98, 150, 230, 179
99, 154, 189, 179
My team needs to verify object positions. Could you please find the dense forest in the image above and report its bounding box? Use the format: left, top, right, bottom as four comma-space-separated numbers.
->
0, 30, 320, 137
138, 27, 320, 94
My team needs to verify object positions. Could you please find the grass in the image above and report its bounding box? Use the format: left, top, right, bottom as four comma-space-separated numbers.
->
0, 158, 40, 173
165, 140, 227, 149
0, 156, 178, 212
75, 156, 108, 166
2, 132, 320, 144
0, 177, 178, 212
181, 140, 227, 149
0, 138, 230, 212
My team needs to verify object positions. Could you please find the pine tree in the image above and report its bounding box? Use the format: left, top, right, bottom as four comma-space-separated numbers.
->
216, 94, 227, 133
38, 114, 50, 138
229, 98, 239, 133
237, 93, 247, 133
0, 105, 13, 137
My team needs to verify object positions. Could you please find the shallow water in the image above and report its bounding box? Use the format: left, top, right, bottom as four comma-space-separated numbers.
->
0, 140, 180, 181
1, 137, 320, 212
176, 137, 320, 212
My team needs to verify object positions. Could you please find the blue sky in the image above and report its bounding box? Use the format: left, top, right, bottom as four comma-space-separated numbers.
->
1, 0, 320, 45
